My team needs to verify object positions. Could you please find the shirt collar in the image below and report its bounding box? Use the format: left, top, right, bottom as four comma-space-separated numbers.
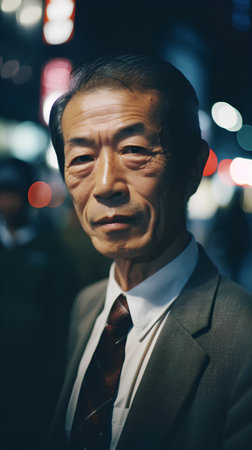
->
105, 236, 198, 340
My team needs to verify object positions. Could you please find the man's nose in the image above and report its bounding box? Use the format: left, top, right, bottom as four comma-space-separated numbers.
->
93, 149, 129, 203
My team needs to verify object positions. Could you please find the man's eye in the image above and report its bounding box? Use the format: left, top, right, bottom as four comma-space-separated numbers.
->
71, 155, 94, 165
123, 146, 149, 155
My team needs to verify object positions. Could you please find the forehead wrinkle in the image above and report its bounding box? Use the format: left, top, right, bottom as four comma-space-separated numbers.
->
65, 87, 161, 120
62, 88, 163, 148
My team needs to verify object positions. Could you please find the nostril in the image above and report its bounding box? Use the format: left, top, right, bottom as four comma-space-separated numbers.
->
113, 191, 123, 198
94, 189, 129, 206
95, 190, 123, 200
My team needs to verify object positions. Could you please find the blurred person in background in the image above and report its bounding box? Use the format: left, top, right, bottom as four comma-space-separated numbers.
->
205, 189, 250, 283
0, 157, 83, 450
48, 54, 252, 450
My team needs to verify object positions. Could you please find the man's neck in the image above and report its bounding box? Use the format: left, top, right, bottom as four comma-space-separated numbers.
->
114, 230, 190, 291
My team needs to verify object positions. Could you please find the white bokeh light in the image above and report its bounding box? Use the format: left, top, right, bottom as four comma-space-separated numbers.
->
46, 140, 59, 170
42, 91, 64, 125
1, 0, 22, 13
211, 102, 243, 132
8, 121, 49, 161
43, 19, 74, 45
211, 172, 235, 207
199, 110, 211, 140
17, 2, 43, 27
230, 157, 252, 186
46, 0, 74, 21
188, 178, 219, 220
242, 187, 252, 213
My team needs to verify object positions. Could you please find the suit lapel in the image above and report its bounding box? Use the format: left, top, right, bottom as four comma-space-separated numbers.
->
50, 280, 107, 447
117, 248, 220, 450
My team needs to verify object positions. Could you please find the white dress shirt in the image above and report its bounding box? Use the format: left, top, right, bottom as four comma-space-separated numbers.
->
66, 237, 199, 448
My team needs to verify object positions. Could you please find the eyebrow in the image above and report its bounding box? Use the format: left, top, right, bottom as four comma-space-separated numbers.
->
114, 122, 160, 146
114, 122, 146, 141
65, 122, 152, 150
65, 136, 94, 149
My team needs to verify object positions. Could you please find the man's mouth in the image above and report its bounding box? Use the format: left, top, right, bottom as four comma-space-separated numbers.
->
93, 215, 138, 231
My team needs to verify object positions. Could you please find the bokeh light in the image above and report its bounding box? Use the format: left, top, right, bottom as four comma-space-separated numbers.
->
211, 172, 235, 207
199, 110, 211, 140
46, 0, 75, 21
46, 140, 59, 170
28, 181, 52, 208
43, 19, 74, 45
12, 65, 32, 84
43, 0, 76, 45
203, 148, 218, 176
1, 0, 22, 13
42, 58, 71, 90
188, 178, 218, 220
237, 124, 252, 151
17, 1, 43, 27
40, 58, 72, 125
1, 60, 20, 79
217, 159, 234, 185
230, 157, 252, 186
211, 102, 243, 132
9, 121, 49, 161
242, 186, 252, 213
42, 90, 64, 125
49, 180, 67, 208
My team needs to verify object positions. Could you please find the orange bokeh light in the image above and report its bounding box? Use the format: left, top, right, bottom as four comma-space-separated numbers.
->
203, 148, 218, 176
28, 181, 52, 208
217, 159, 234, 186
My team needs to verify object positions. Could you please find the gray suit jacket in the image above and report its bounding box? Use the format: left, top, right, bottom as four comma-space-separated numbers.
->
49, 247, 252, 449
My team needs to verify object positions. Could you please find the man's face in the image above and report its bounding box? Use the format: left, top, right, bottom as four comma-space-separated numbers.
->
62, 88, 186, 261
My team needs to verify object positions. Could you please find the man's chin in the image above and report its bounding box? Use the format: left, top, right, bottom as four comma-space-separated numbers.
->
91, 236, 157, 262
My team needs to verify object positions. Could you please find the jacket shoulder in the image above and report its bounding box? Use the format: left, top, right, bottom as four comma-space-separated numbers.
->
71, 278, 108, 322
214, 276, 252, 338
217, 276, 252, 314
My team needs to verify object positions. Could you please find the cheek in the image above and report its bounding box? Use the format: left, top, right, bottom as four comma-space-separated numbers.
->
66, 182, 90, 220
134, 174, 168, 209
143, 176, 178, 228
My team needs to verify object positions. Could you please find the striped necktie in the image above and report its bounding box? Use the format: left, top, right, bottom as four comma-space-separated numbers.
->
69, 294, 132, 450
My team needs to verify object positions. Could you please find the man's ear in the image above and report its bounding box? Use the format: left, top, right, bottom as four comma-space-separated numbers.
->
185, 139, 209, 202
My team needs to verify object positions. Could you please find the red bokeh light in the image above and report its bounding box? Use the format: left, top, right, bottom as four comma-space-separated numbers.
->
48, 181, 66, 208
203, 148, 218, 177
28, 182, 52, 208
217, 159, 234, 186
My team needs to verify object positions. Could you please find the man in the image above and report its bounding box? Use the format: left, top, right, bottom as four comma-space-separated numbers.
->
48, 54, 252, 450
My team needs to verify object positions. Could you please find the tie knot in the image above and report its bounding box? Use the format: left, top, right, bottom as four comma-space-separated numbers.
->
106, 294, 132, 335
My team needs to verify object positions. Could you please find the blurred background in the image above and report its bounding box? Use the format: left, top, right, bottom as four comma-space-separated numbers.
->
0, 1, 252, 449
